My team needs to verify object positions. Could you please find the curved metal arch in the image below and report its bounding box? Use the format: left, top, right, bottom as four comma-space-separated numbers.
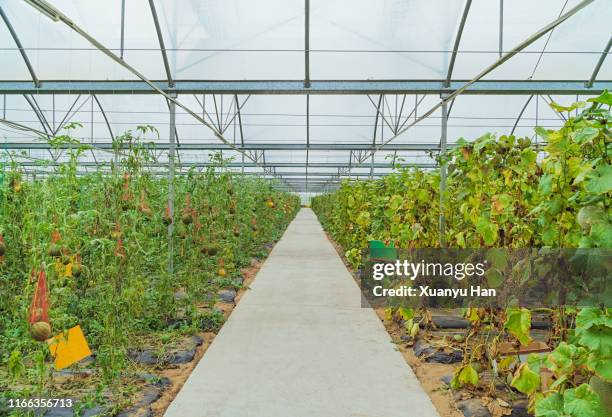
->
0, 6, 40, 87
510, 95, 534, 136
445, 0, 472, 87
92, 94, 115, 140
587, 36, 612, 88
22, 94, 51, 136
148, 0, 174, 87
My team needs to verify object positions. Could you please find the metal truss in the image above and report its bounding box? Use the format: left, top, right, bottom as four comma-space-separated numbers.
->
11, 161, 434, 169
5, 0, 610, 195
0, 80, 608, 95
0, 142, 452, 152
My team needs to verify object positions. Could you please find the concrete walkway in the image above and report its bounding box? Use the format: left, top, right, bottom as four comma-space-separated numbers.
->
164, 209, 440, 417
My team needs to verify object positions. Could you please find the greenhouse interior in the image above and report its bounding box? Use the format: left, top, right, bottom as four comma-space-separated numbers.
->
0, 0, 610, 416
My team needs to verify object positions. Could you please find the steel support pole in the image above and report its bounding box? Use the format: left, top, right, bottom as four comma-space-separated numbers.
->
304, 0, 310, 88
120, 0, 126, 59
499, 0, 504, 57
371, 95, 383, 179
167, 93, 177, 274
306, 94, 310, 194
439, 97, 448, 247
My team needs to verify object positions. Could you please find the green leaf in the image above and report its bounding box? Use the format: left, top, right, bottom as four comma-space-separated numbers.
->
486, 248, 508, 269
577, 321, 612, 354
539, 174, 553, 196
577, 205, 606, 230
535, 393, 564, 417
520, 148, 537, 168
549, 100, 585, 113
588, 90, 612, 106
547, 342, 587, 376
408, 320, 420, 337
576, 308, 611, 332
575, 308, 612, 354
591, 221, 612, 248
574, 164, 593, 185
510, 258, 532, 286
511, 363, 540, 395
389, 194, 402, 210
505, 307, 532, 346
585, 165, 612, 195
485, 268, 504, 288
587, 352, 612, 381
476, 217, 498, 246
397, 306, 414, 321
535, 126, 550, 140
474, 133, 496, 152
492, 193, 512, 213
527, 353, 546, 374
573, 127, 599, 144
563, 384, 602, 417
451, 364, 479, 389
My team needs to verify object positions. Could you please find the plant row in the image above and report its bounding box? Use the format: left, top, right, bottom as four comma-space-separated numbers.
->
312, 93, 611, 417
0, 126, 300, 402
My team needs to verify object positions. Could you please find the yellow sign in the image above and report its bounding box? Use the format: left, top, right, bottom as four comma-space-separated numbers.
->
46, 325, 92, 370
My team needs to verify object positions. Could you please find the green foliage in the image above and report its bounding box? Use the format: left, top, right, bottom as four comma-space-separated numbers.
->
504, 308, 533, 346
511, 363, 540, 395
312, 92, 611, 416
451, 364, 479, 389
575, 308, 612, 381
0, 128, 300, 400
313, 92, 610, 262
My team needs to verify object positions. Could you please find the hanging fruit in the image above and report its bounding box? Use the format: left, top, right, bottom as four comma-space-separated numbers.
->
181, 211, 193, 225
11, 177, 22, 193
266, 198, 275, 209
111, 222, 122, 239
114, 239, 127, 260
72, 254, 82, 278
0, 234, 6, 257
61, 247, 71, 265
202, 200, 210, 213
181, 194, 194, 225
218, 258, 226, 277
121, 172, 132, 210
30, 321, 52, 342
138, 190, 153, 217
29, 268, 51, 342
163, 205, 173, 225
193, 212, 202, 232
48, 230, 62, 257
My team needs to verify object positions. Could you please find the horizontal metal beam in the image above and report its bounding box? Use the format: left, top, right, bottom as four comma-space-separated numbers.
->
13, 161, 435, 169
0, 142, 447, 151
18, 168, 384, 178
0, 80, 609, 95
251, 172, 384, 178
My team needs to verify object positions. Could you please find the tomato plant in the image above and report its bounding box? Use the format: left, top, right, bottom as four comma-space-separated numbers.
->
0, 127, 300, 403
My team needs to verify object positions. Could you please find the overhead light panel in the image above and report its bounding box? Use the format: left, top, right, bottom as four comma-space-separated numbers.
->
24, 0, 61, 22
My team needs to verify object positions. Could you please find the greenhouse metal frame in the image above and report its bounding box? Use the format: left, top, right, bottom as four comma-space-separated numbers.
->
0, 0, 610, 194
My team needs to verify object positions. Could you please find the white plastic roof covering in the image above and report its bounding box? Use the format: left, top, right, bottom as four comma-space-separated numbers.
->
0, 0, 611, 194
